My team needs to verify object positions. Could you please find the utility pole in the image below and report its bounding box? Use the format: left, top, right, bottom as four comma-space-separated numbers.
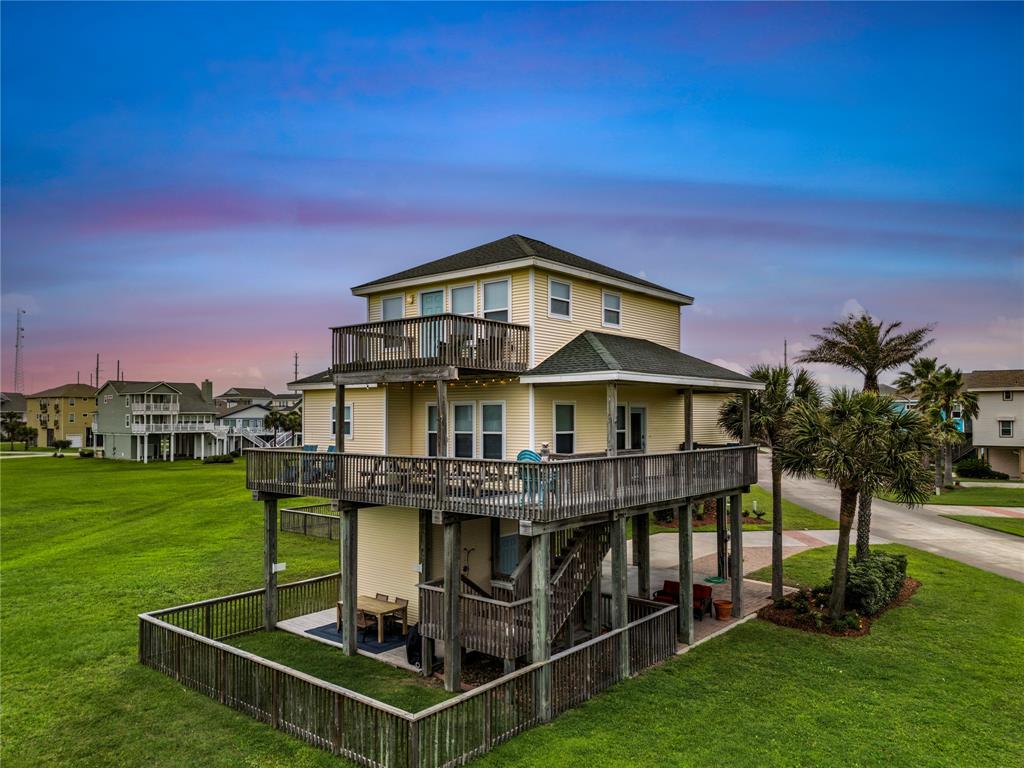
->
293, 352, 299, 384
13, 308, 26, 393
77, 371, 81, 384
95, 354, 101, 389
783, 338, 788, 368
116, 360, 121, 381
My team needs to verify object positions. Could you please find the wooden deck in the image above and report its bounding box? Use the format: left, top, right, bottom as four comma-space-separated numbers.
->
332, 314, 530, 379
246, 445, 757, 522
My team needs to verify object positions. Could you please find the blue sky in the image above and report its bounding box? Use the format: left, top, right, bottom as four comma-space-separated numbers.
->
2, 2, 1021, 391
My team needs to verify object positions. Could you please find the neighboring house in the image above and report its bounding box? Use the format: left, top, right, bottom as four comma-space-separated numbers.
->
878, 382, 918, 415
963, 369, 1024, 478
269, 392, 301, 410
95, 379, 226, 461
25, 384, 98, 447
249, 235, 761, 680
214, 387, 276, 409
1, 392, 27, 422
217, 402, 297, 450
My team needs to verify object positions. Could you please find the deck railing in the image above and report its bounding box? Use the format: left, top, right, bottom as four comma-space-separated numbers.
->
140, 578, 676, 768
332, 314, 530, 376
246, 445, 757, 522
281, 505, 339, 540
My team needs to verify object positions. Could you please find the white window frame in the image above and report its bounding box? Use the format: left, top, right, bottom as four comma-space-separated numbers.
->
69, 398, 76, 406
602, 290, 622, 328
449, 283, 477, 317
482, 277, 511, 323
381, 294, 404, 321
425, 402, 439, 456
125, 414, 130, 428
451, 401, 475, 459
553, 401, 576, 455
125, 396, 131, 408
1003, 391, 1014, 401
998, 419, 1014, 438
69, 412, 75, 423
548, 278, 572, 320
331, 404, 353, 438
480, 401, 506, 460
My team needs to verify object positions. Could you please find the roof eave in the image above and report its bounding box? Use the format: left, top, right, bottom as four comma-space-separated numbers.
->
519, 370, 764, 392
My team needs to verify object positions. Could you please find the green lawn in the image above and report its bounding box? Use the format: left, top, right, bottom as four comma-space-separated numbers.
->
229, 632, 450, 711
940, 514, 1024, 538
5, 458, 1022, 767
0, 442, 76, 453
882, 485, 1024, 507
477, 545, 1024, 768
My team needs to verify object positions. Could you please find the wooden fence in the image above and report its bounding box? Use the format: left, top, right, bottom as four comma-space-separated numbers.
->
333, 314, 530, 375
140, 580, 677, 768
281, 505, 339, 540
246, 445, 757, 523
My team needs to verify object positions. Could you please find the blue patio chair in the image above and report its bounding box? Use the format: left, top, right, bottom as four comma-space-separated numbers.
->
302, 444, 318, 452
327, 445, 337, 453
517, 449, 556, 504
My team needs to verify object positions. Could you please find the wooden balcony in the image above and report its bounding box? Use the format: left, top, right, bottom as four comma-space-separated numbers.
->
245, 445, 757, 522
331, 314, 530, 382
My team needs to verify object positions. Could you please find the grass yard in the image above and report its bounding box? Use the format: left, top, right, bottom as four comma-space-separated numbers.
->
0, 442, 75, 452
5, 457, 1022, 767
477, 545, 1024, 768
882, 485, 1024, 507
229, 631, 451, 711
940, 514, 1024, 538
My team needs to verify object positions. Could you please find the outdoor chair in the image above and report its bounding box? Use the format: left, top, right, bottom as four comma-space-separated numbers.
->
387, 597, 409, 635
355, 610, 377, 643
693, 584, 714, 621
517, 449, 557, 504
653, 580, 680, 604
302, 444, 318, 452
375, 592, 390, 602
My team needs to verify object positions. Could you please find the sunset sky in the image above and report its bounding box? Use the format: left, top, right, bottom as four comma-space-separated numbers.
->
2, 2, 1021, 393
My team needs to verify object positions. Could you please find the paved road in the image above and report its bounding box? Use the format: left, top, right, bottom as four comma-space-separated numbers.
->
756, 452, 1024, 582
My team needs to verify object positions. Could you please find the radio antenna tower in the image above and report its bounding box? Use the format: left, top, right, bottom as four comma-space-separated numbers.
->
13, 308, 26, 393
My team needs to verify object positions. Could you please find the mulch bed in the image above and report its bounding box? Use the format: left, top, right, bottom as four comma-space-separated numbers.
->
757, 578, 921, 638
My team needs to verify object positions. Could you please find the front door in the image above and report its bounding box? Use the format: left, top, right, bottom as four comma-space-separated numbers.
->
419, 290, 445, 358
629, 406, 646, 452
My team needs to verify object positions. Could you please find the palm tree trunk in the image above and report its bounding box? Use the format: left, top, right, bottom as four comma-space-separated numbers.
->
855, 491, 871, 562
770, 451, 784, 601
944, 444, 954, 487
829, 488, 858, 620
934, 449, 943, 495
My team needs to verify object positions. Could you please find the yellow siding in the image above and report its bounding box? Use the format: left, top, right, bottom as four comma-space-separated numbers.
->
404, 380, 530, 459
533, 385, 608, 453
301, 387, 386, 453
363, 269, 529, 323
385, 384, 413, 455
692, 394, 732, 444
428, 517, 493, 587
532, 268, 681, 365
617, 384, 686, 452
356, 507, 424, 623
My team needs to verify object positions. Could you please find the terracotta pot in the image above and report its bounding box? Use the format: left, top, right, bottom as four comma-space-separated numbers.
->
713, 599, 733, 620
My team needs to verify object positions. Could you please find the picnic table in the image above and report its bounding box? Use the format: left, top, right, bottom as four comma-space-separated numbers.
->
336, 595, 408, 644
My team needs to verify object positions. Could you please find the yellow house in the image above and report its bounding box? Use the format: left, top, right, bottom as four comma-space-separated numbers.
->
254, 234, 762, 696
25, 383, 98, 448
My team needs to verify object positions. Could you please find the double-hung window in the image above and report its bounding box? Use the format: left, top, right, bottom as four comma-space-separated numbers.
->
615, 404, 627, 451
998, 420, 1014, 438
1003, 391, 1014, 402
451, 285, 475, 316
481, 403, 505, 460
554, 403, 575, 454
381, 295, 403, 321
331, 404, 352, 438
549, 279, 571, 319
482, 279, 509, 322
602, 291, 622, 327
453, 404, 474, 458
427, 405, 439, 456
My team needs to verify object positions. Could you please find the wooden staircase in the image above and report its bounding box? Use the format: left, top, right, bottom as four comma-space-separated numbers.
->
547, 523, 611, 641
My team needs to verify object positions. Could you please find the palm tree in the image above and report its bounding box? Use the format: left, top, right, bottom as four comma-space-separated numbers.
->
719, 365, 821, 600
263, 411, 286, 445
283, 411, 302, 445
897, 359, 979, 490
797, 313, 933, 560
780, 390, 933, 620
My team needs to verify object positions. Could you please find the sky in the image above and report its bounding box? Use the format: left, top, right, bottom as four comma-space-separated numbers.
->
2, 2, 1022, 393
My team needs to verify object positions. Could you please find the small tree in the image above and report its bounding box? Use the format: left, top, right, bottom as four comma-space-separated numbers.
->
284, 411, 302, 445
263, 411, 286, 444
719, 364, 821, 600
780, 389, 933, 620
2, 412, 23, 446
52, 439, 72, 457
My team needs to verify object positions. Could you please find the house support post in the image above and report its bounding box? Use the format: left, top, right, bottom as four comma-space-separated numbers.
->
611, 516, 630, 681
442, 518, 461, 692
678, 502, 694, 644
716, 497, 728, 578
730, 493, 744, 617
144, 433, 148, 464
170, 432, 175, 462
531, 531, 551, 721
435, 380, 448, 458
418, 509, 434, 677
335, 385, 345, 492
263, 497, 278, 630
634, 513, 650, 598
606, 383, 618, 500
683, 389, 694, 451
339, 504, 358, 655
741, 392, 751, 445
588, 571, 601, 638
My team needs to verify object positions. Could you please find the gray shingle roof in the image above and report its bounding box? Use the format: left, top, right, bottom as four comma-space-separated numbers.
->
27, 383, 98, 399
525, 331, 758, 386
216, 402, 271, 418
352, 235, 693, 302
104, 381, 217, 413
963, 369, 1024, 390
1, 392, 27, 413
217, 387, 275, 399
289, 370, 331, 387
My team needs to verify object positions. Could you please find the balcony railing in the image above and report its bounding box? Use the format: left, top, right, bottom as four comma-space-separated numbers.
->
332, 314, 530, 377
131, 402, 179, 414
245, 445, 757, 522
131, 422, 226, 435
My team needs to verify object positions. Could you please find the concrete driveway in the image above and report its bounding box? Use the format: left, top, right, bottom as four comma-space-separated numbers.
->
756, 452, 1024, 582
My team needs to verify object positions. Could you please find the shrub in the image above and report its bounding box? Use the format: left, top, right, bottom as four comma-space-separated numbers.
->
955, 457, 1009, 480
78, 449, 95, 458
843, 551, 908, 615
202, 454, 234, 464
229, 449, 242, 458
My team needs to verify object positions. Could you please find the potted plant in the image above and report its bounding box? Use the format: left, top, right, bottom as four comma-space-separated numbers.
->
713, 599, 733, 620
